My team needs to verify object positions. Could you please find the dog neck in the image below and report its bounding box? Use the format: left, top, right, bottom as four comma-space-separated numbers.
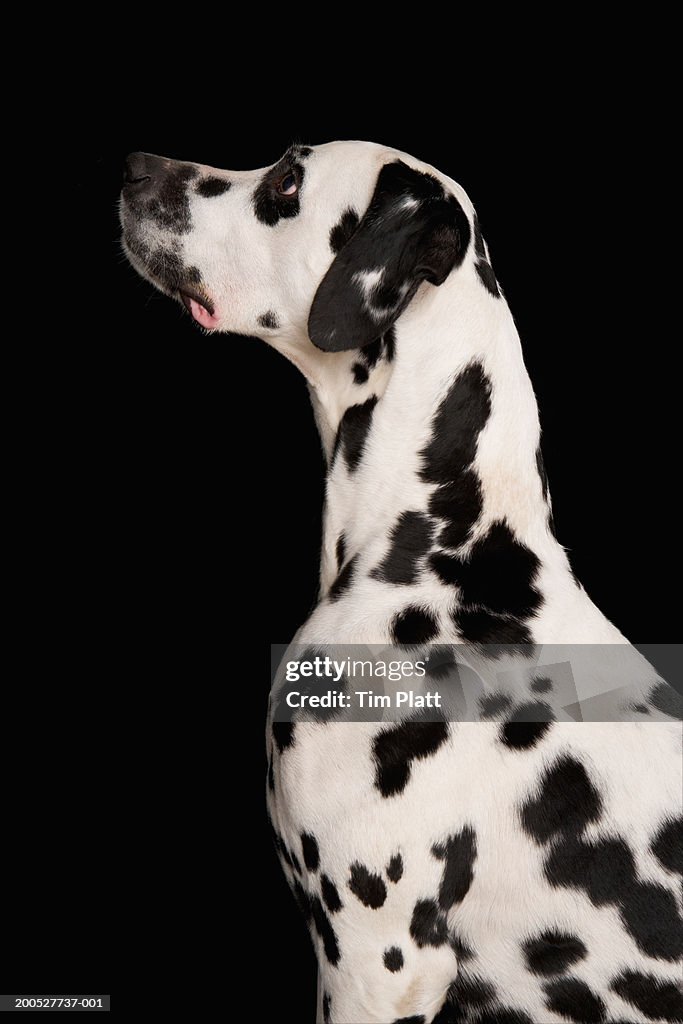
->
295, 267, 576, 600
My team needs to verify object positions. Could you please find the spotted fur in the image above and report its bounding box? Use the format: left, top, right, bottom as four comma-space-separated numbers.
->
121, 141, 682, 1024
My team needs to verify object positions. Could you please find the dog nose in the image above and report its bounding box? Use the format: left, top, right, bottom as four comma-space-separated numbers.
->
123, 152, 166, 192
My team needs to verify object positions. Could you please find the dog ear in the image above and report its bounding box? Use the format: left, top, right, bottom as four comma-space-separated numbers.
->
308, 160, 471, 352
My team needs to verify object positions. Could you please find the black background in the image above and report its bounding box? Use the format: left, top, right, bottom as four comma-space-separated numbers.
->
13, 77, 676, 1013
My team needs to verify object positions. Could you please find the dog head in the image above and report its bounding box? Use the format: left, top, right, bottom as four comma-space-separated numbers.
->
120, 141, 485, 354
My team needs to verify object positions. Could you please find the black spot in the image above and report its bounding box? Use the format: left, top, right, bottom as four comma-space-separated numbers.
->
479, 692, 512, 719
420, 363, 491, 550
432, 826, 477, 909
611, 969, 683, 1022
185, 265, 202, 285
536, 446, 550, 501
450, 933, 474, 962
652, 815, 683, 875
384, 326, 396, 361
147, 246, 185, 290
431, 521, 542, 618
310, 895, 341, 965
372, 511, 434, 585
292, 878, 312, 922
392, 606, 438, 645
329, 554, 357, 601
387, 853, 403, 883
258, 310, 280, 330
333, 395, 378, 472
362, 336, 383, 369
253, 146, 308, 226
301, 832, 320, 872
352, 362, 369, 384
196, 176, 231, 197
472, 214, 500, 298
522, 930, 587, 975
620, 880, 683, 960
330, 207, 360, 254
289, 848, 302, 874
545, 833, 683, 960
348, 862, 387, 908
409, 899, 448, 947
272, 720, 295, 753
501, 702, 553, 749
321, 874, 343, 914
476, 1010, 533, 1024
543, 978, 605, 1023
373, 718, 448, 797
323, 991, 332, 1023
392, 1018, 425, 1024
520, 755, 603, 844
648, 680, 683, 719
453, 607, 533, 649
531, 675, 553, 693
438, 975, 497, 1020
335, 533, 346, 569
424, 646, 458, 680
632, 702, 650, 713
383, 946, 404, 972
545, 833, 634, 905
476, 259, 501, 297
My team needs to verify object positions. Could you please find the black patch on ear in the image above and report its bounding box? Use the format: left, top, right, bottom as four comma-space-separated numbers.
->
196, 176, 231, 197
372, 511, 434, 585
648, 680, 683, 719
330, 207, 360, 254
257, 310, 280, 330
432, 826, 477, 909
392, 606, 438, 644
386, 852, 404, 883
373, 717, 449, 797
500, 702, 553, 749
522, 930, 587, 975
543, 977, 605, 1023
329, 554, 357, 600
321, 874, 343, 913
472, 212, 500, 297
348, 862, 387, 908
333, 395, 378, 471
309, 160, 471, 351
611, 969, 683, 1021
352, 362, 369, 384
651, 815, 683, 874
335, 533, 346, 569
520, 755, 603, 843
409, 898, 449, 947
383, 946, 404, 972
253, 146, 308, 226
420, 362, 491, 549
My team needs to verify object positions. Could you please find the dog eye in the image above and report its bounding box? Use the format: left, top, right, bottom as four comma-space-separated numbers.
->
277, 173, 298, 196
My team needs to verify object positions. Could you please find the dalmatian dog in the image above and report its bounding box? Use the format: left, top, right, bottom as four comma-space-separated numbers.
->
120, 142, 682, 1023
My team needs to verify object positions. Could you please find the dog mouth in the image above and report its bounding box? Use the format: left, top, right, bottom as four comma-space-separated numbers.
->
179, 289, 220, 329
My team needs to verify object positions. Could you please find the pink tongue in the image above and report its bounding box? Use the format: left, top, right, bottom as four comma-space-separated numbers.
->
188, 297, 220, 329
